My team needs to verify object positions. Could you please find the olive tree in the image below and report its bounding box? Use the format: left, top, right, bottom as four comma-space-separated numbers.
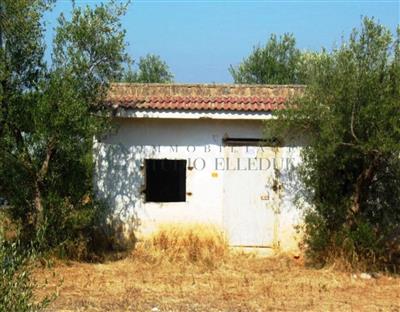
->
230, 33, 305, 84
272, 18, 400, 269
0, 0, 129, 254
123, 53, 174, 83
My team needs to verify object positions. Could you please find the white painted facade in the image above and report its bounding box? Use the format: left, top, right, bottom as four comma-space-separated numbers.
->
94, 109, 303, 251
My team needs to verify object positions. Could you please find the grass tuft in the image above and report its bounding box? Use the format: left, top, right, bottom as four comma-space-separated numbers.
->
132, 223, 228, 267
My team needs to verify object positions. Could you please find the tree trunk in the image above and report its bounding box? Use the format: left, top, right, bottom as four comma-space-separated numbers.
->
32, 142, 54, 230
347, 155, 380, 228
34, 181, 44, 230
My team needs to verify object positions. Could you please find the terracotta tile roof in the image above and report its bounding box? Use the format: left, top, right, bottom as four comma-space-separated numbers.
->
106, 83, 304, 112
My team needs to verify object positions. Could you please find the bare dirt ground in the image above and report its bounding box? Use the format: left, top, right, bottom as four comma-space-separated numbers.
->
35, 253, 400, 312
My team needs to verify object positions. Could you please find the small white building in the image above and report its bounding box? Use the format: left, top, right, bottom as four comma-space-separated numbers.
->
95, 83, 305, 251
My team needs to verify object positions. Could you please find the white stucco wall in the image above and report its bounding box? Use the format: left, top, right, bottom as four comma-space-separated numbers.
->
94, 115, 304, 250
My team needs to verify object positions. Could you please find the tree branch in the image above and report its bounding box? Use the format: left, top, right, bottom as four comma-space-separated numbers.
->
1, 148, 33, 174
37, 140, 55, 182
350, 102, 360, 143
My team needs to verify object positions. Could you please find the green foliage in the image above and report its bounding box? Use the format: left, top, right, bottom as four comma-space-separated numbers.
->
230, 33, 305, 84
272, 18, 400, 270
0, 234, 53, 312
0, 1, 129, 256
122, 53, 174, 83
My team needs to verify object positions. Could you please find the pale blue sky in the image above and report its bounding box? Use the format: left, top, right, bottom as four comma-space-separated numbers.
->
45, 0, 399, 83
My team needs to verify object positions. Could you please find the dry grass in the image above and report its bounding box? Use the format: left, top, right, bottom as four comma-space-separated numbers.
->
134, 223, 228, 267
35, 224, 400, 312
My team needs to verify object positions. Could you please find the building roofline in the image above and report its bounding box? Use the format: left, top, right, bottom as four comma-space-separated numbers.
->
106, 83, 304, 113
111, 82, 306, 89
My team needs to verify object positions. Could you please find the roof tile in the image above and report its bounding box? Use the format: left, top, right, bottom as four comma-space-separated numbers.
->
106, 83, 304, 112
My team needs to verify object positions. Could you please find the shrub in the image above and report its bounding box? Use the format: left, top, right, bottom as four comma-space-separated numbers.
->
40, 200, 136, 262
0, 235, 53, 312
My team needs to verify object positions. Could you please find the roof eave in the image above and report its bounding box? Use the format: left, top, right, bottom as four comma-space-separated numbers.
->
111, 108, 276, 121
